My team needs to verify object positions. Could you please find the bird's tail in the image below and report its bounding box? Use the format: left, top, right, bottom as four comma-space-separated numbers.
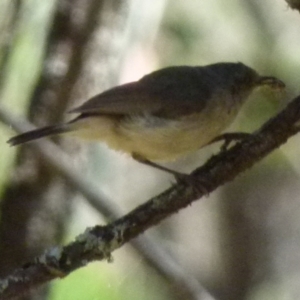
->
7, 124, 71, 146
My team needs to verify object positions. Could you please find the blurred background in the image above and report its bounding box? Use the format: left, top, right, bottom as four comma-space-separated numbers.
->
1, 0, 300, 299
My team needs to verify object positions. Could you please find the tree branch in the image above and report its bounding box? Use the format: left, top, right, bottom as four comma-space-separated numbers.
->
0, 93, 300, 299
0, 106, 216, 300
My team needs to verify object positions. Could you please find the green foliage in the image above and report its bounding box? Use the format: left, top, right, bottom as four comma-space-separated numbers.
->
50, 261, 170, 300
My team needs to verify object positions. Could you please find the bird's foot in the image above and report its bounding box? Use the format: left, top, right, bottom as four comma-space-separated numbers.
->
174, 172, 209, 196
207, 132, 252, 152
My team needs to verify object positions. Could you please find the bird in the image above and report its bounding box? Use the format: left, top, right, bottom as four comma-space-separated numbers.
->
7, 62, 285, 178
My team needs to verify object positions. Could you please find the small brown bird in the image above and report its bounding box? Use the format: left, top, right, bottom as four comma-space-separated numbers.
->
8, 62, 284, 177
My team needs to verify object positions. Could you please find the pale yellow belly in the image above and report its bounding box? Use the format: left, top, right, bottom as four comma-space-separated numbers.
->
116, 114, 233, 160
71, 106, 238, 161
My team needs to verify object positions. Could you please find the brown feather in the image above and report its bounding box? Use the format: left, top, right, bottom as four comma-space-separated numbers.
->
69, 66, 212, 119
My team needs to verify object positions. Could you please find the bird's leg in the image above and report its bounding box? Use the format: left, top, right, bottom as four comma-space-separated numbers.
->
207, 132, 251, 151
132, 153, 208, 195
132, 153, 185, 178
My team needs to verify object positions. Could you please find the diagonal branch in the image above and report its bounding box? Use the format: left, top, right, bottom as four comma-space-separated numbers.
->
0, 94, 300, 299
0, 107, 216, 300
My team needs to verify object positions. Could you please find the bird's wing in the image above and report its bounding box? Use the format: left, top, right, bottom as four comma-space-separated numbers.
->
70, 67, 211, 119
70, 82, 163, 115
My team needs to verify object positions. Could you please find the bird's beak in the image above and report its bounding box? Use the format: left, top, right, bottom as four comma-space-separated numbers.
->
256, 76, 286, 90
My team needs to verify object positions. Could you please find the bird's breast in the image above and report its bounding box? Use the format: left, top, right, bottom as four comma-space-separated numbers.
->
116, 103, 240, 161
70, 97, 242, 161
